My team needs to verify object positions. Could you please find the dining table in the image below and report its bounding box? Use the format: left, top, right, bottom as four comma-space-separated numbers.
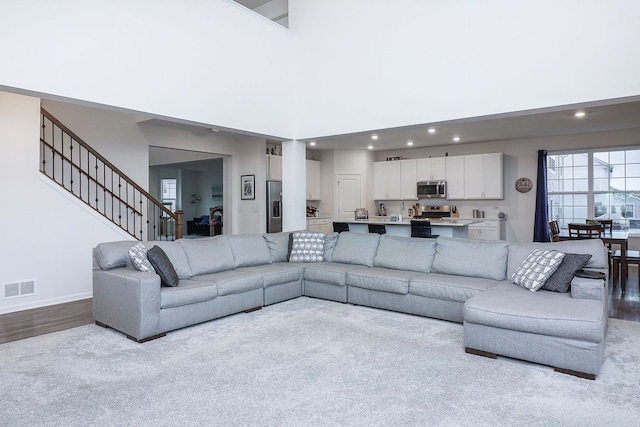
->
557, 229, 630, 292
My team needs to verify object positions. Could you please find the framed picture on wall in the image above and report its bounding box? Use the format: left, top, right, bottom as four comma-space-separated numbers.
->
241, 175, 255, 200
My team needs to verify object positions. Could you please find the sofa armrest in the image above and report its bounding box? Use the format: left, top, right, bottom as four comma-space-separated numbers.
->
570, 274, 607, 301
93, 268, 161, 341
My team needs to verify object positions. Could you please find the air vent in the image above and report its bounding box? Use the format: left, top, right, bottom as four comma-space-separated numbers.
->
3, 280, 36, 299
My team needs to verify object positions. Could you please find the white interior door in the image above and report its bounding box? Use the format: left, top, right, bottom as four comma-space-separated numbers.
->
336, 173, 362, 219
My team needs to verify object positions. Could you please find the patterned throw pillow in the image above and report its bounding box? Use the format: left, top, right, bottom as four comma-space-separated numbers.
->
128, 243, 155, 273
511, 249, 565, 292
289, 231, 326, 263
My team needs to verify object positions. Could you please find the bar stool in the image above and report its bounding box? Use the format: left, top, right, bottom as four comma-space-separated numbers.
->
333, 222, 350, 233
368, 224, 386, 235
410, 220, 439, 238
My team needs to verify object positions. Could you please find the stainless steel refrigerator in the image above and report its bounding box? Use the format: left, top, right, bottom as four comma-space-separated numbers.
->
266, 180, 282, 233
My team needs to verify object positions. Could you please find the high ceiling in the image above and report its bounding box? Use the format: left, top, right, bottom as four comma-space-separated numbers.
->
303, 98, 640, 152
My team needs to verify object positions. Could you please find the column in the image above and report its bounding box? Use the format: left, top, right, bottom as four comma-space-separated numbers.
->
282, 140, 307, 231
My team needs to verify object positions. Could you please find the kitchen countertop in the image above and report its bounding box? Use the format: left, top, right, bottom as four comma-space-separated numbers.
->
340, 218, 478, 227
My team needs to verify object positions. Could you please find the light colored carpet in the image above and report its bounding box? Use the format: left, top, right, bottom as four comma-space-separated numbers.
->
1, 297, 639, 426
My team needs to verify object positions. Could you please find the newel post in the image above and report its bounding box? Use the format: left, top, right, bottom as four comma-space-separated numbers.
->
175, 210, 184, 240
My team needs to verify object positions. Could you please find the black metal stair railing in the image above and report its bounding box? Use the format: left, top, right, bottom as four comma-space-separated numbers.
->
39, 107, 183, 240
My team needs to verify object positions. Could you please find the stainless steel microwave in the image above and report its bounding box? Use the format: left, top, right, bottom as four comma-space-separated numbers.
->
417, 181, 447, 198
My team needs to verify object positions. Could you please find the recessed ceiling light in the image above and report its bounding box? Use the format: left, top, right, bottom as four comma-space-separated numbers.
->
428, 128, 436, 134
453, 136, 460, 142
575, 111, 586, 118
407, 141, 414, 146
371, 135, 378, 140
309, 141, 316, 146
367, 145, 374, 150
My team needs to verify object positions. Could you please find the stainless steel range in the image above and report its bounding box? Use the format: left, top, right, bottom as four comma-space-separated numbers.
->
419, 205, 451, 219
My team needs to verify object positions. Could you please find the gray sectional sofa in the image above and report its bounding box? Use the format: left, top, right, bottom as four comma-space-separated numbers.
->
93, 232, 609, 379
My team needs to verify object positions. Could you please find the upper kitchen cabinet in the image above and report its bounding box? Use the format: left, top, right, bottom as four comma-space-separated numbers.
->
266, 155, 282, 180
306, 159, 321, 200
373, 161, 401, 200
374, 159, 417, 200
400, 159, 417, 200
465, 153, 503, 199
416, 157, 446, 181
445, 156, 466, 200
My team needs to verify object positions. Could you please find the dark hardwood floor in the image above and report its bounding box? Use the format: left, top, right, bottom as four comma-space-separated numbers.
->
0, 298, 93, 344
0, 268, 638, 345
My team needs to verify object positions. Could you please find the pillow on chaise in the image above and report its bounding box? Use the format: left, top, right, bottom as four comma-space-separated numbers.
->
147, 245, 179, 287
128, 242, 155, 273
511, 249, 565, 292
542, 253, 592, 293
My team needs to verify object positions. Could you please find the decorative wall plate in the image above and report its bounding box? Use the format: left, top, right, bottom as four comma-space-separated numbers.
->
515, 177, 533, 193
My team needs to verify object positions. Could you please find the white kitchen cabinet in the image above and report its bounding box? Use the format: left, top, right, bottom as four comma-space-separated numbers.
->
465, 153, 503, 200
445, 156, 466, 200
306, 159, 321, 200
400, 159, 417, 200
266, 155, 282, 180
373, 161, 401, 200
416, 157, 446, 181
468, 219, 505, 241
307, 218, 333, 234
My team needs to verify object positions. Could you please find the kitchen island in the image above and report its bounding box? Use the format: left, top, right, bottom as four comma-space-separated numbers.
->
338, 218, 476, 238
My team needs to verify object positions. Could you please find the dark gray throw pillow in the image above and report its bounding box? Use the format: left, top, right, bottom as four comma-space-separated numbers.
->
542, 253, 592, 293
147, 245, 179, 287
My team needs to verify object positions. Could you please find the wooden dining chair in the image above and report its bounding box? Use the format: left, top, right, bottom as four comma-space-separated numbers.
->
611, 232, 640, 292
568, 223, 602, 239
549, 220, 560, 242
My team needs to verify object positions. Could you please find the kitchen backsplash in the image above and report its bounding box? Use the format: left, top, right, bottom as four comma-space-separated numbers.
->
380, 200, 504, 219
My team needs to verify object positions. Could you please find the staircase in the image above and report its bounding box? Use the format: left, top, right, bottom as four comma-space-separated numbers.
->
39, 107, 183, 241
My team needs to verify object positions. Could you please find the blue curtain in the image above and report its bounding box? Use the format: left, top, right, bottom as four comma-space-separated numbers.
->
533, 150, 550, 242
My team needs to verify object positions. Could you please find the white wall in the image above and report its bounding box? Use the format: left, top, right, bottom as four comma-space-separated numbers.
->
291, 0, 640, 139
0, 92, 133, 314
0, 0, 295, 138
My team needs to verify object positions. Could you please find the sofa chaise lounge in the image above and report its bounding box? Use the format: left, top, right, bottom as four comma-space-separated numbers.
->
93, 232, 608, 379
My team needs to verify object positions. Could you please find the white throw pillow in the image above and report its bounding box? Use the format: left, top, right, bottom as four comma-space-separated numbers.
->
511, 249, 565, 291
289, 231, 325, 263
128, 243, 155, 273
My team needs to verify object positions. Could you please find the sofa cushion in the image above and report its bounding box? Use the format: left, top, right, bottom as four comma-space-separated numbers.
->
94, 241, 137, 270
303, 262, 365, 286
128, 243, 155, 273
511, 249, 565, 292
347, 268, 420, 294
409, 273, 499, 303
192, 270, 263, 296
152, 241, 192, 279
160, 279, 218, 308
331, 232, 380, 267
323, 232, 340, 262
238, 263, 303, 288
431, 237, 508, 281
507, 240, 607, 277
263, 232, 291, 262
147, 245, 179, 287
227, 234, 272, 267
289, 231, 325, 263
542, 253, 592, 293
179, 236, 235, 276
373, 235, 436, 273
463, 282, 605, 342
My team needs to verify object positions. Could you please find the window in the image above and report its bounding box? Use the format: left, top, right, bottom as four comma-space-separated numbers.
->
161, 178, 177, 212
547, 149, 640, 231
